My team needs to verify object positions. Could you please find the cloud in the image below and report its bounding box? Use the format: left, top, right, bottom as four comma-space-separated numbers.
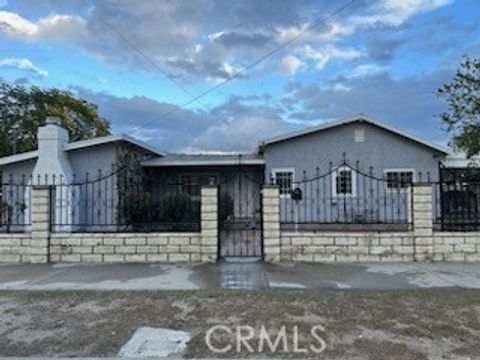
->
72, 87, 292, 152
279, 55, 304, 75
285, 69, 453, 141
0, 11, 86, 41
0, 58, 48, 77
299, 44, 363, 70
351, 63, 387, 77
351, 0, 454, 28
0, 0, 454, 81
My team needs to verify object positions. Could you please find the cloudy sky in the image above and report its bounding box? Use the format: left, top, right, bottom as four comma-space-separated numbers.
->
0, 0, 479, 152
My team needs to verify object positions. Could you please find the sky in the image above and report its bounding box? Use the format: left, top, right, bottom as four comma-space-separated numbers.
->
0, 0, 479, 153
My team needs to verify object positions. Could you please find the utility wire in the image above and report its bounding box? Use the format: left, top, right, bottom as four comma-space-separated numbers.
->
80, 0, 357, 136
130, 0, 357, 134
79, 0, 252, 141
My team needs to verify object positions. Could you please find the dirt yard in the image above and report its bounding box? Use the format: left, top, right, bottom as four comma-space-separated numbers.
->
0, 289, 479, 359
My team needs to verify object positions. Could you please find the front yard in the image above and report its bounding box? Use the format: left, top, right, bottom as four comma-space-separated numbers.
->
0, 289, 479, 359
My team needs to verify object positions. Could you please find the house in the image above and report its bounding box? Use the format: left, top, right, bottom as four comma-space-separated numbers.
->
1, 113, 479, 263
0, 117, 161, 232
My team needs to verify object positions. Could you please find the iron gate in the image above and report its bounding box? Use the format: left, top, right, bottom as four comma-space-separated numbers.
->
437, 165, 480, 231
218, 172, 263, 258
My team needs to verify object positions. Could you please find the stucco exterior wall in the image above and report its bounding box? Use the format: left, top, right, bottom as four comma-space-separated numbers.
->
1, 159, 36, 183
263, 122, 444, 181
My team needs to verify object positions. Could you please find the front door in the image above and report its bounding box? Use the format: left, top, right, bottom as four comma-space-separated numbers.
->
218, 172, 263, 259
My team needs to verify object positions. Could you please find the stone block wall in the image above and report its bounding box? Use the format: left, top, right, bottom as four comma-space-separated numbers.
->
432, 232, 480, 261
49, 232, 203, 263
0, 185, 217, 263
2, 183, 480, 263
262, 186, 281, 262
280, 232, 415, 262
30, 186, 50, 263
275, 184, 480, 263
200, 186, 218, 262
0, 233, 31, 262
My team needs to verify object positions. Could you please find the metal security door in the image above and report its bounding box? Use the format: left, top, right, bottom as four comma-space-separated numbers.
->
218, 173, 263, 259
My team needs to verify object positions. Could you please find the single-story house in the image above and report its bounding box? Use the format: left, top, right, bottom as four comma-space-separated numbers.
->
2, 113, 480, 263
0, 114, 471, 236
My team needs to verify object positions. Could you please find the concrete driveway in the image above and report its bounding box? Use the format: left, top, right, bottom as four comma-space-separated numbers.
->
1, 261, 479, 291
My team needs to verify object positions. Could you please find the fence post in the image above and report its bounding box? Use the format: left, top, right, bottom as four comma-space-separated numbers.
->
30, 186, 51, 263
201, 185, 218, 262
262, 185, 281, 262
411, 184, 434, 261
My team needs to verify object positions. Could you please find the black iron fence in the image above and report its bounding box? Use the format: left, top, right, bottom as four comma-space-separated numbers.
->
433, 165, 480, 231
0, 177, 31, 233
49, 168, 201, 232
278, 161, 413, 231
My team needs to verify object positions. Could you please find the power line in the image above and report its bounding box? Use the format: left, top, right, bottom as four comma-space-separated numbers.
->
79, 0, 252, 141
130, 0, 357, 134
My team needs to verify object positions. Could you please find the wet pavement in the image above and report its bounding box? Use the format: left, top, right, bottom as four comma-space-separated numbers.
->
0, 261, 479, 291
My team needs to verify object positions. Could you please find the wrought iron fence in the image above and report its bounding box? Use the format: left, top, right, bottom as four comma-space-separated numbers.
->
433, 165, 480, 231
50, 168, 201, 232
278, 161, 413, 231
0, 177, 31, 233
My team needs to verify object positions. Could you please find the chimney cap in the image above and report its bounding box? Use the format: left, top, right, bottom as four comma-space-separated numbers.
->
46, 116, 61, 126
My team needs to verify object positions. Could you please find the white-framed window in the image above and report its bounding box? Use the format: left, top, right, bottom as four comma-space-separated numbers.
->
272, 168, 294, 196
354, 127, 365, 142
384, 169, 415, 190
333, 166, 356, 197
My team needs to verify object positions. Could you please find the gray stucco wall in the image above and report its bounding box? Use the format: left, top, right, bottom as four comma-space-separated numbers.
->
0, 141, 157, 232
263, 122, 445, 181
68, 143, 118, 181
263, 122, 446, 224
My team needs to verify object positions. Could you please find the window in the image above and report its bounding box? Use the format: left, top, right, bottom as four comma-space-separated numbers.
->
354, 128, 365, 142
384, 170, 414, 189
333, 166, 356, 196
272, 169, 294, 196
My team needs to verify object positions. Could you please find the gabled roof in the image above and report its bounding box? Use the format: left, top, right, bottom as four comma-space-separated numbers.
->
258, 115, 449, 154
142, 153, 264, 167
0, 134, 163, 167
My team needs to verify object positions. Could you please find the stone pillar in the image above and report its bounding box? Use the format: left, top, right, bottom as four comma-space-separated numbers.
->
30, 186, 50, 263
262, 185, 280, 262
412, 184, 433, 261
201, 186, 218, 262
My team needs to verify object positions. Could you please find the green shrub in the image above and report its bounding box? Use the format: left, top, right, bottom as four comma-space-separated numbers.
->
120, 192, 197, 231
120, 193, 161, 230
160, 192, 193, 224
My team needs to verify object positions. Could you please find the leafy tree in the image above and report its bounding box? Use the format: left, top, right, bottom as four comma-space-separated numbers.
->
437, 56, 480, 157
0, 83, 111, 157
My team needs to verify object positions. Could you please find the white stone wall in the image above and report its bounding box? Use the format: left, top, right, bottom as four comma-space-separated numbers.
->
49, 232, 203, 263
262, 186, 281, 262
432, 232, 480, 261
278, 231, 480, 263
0, 233, 31, 262
0, 185, 218, 264
30, 186, 50, 263
276, 184, 480, 263
280, 232, 415, 262
3, 183, 480, 264
200, 186, 218, 262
